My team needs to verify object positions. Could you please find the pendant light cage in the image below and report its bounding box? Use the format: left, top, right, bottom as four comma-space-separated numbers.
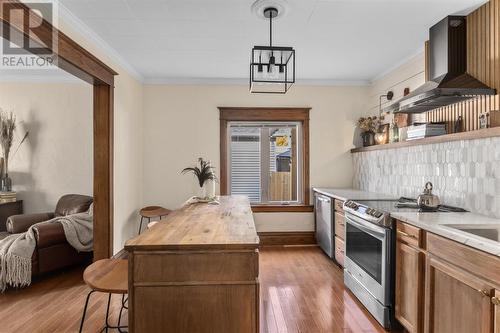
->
250, 46, 295, 93
250, 6, 295, 94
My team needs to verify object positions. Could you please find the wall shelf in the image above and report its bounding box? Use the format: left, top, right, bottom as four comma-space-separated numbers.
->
350, 127, 500, 153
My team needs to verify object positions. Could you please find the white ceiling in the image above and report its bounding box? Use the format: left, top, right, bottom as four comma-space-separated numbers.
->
57, 0, 488, 83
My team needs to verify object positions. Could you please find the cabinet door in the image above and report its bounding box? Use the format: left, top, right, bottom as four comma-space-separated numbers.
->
494, 290, 500, 333
425, 256, 494, 333
395, 241, 424, 333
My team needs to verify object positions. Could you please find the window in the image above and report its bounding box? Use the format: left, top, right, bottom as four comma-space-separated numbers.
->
229, 122, 301, 203
220, 108, 311, 211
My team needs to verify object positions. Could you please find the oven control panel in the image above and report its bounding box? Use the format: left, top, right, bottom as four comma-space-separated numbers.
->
344, 201, 359, 210
366, 208, 383, 218
343, 200, 392, 228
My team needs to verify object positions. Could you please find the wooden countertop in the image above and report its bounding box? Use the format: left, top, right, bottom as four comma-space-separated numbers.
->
125, 195, 259, 251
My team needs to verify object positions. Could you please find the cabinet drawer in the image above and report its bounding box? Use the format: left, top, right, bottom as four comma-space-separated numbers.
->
334, 236, 345, 267
397, 222, 423, 248
334, 199, 344, 212
335, 212, 345, 239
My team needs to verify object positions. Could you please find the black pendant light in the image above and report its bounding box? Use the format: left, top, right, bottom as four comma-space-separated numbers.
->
250, 7, 295, 94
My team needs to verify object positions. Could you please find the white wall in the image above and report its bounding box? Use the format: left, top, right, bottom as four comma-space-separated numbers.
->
143, 84, 367, 232
365, 52, 426, 117
0, 82, 93, 213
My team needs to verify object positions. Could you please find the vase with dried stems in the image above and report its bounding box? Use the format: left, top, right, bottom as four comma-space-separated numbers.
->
0, 111, 28, 192
181, 158, 218, 200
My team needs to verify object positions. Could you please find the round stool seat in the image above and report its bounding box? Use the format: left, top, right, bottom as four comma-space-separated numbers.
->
83, 259, 128, 294
140, 206, 171, 219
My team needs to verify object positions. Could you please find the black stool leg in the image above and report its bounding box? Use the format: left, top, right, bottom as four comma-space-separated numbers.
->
104, 293, 112, 333
138, 216, 144, 234
79, 290, 96, 333
117, 294, 128, 333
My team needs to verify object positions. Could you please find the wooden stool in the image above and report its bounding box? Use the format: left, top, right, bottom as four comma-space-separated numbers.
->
138, 206, 171, 234
79, 259, 128, 333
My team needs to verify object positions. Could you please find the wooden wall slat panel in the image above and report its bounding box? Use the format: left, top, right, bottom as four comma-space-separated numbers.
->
426, 3, 499, 133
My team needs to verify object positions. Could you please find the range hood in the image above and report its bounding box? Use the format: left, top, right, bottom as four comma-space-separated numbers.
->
386, 16, 496, 114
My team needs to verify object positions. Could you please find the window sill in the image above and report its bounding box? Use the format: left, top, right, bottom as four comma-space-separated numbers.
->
251, 204, 314, 213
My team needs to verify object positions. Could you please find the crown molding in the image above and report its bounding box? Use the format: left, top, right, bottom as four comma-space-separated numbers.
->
0, 73, 82, 83
144, 77, 370, 86
370, 47, 425, 83
55, 1, 144, 83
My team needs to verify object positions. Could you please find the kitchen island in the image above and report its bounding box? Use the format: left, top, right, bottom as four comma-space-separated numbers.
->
125, 195, 260, 333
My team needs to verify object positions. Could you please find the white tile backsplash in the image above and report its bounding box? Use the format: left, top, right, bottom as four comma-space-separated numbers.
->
353, 137, 500, 218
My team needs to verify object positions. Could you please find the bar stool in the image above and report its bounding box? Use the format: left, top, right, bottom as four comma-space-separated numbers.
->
79, 259, 128, 333
138, 206, 171, 234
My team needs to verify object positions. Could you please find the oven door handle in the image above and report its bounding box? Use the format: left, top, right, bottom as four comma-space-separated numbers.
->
345, 213, 386, 241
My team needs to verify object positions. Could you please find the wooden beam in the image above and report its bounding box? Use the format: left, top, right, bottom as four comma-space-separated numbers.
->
0, 0, 117, 85
94, 84, 114, 259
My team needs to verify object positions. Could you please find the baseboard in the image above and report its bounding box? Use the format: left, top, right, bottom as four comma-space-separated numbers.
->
112, 248, 128, 259
258, 231, 316, 246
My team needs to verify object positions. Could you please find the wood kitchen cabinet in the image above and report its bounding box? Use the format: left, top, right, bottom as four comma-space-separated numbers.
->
424, 256, 495, 333
395, 221, 425, 333
333, 199, 345, 267
494, 290, 500, 333
424, 233, 500, 333
395, 221, 500, 333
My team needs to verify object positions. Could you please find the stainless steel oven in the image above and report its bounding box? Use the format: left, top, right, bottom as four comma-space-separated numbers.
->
343, 200, 396, 329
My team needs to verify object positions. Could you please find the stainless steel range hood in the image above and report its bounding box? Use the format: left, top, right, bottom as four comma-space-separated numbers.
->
386, 16, 496, 114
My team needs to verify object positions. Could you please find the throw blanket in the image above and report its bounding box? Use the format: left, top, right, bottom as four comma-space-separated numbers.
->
0, 207, 93, 292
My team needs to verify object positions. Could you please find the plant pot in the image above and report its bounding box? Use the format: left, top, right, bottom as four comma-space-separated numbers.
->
205, 180, 216, 199
361, 132, 375, 147
198, 184, 208, 200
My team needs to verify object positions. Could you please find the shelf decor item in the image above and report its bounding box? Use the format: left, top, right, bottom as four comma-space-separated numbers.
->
374, 124, 389, 145
389, 119, 399, 143
181, 158, 218, 200
479, 110, 500, 129
357, 116, 380, 147
0, 110, 28, 192
0, 111, 16, 192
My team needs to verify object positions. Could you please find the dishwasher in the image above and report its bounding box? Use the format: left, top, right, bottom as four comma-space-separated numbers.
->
314, 193, 334, 258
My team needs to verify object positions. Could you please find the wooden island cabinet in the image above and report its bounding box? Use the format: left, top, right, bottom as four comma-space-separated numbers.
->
395, 220, 500, 333
125, 196, 260, 333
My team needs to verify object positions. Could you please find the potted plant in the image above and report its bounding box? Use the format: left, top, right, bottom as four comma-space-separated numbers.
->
357, 116, 379, 147
181, 158, 218, 200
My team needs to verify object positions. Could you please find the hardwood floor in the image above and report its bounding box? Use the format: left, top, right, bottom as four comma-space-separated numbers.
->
0, 267, 126, 333
0, 246, 392, 333
259, 246, 391, 333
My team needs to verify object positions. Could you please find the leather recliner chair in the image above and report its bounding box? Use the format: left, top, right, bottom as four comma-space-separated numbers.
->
2, 194, 93, 276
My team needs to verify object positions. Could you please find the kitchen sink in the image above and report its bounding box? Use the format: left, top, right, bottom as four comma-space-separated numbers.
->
445, 224, 500, 242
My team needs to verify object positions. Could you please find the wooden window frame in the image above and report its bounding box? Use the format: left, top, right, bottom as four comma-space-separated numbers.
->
219, 107, 312, 213
1, 0, 116, 259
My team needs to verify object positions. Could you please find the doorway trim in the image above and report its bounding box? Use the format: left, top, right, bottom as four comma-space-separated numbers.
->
1, 0, 117, 259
